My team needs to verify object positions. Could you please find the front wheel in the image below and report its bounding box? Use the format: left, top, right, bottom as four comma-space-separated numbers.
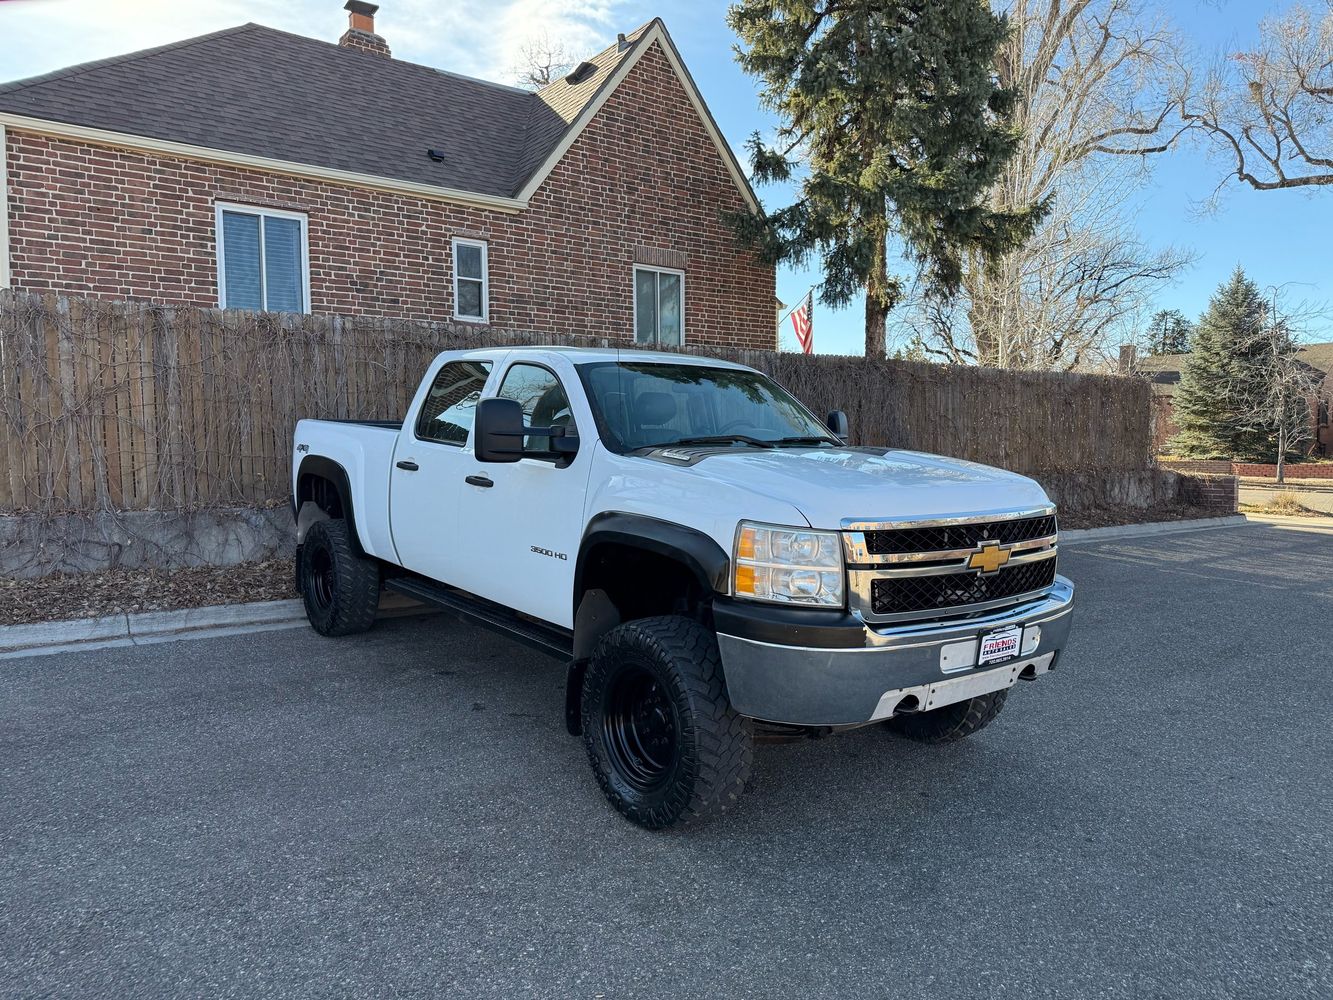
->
581, 616, 753, 829
298, 519, 381, 637
884, 689, 1009, 744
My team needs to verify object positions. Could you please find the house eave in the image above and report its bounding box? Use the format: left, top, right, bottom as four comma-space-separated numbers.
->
0, 112, 528, 214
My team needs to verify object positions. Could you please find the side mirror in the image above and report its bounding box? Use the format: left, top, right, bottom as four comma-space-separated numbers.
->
826, 409, 850, 443
473, 397, 525, 463
473, 398, 581, 463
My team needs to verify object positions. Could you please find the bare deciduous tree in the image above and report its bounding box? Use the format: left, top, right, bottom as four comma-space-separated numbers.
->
1234, 291, 1327, 482
1182, 2, 1333, 192
914, 0, 1192, 370
514, 34, 574, 90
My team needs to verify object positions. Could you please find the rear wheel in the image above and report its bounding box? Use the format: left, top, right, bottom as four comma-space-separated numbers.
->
299, 519, 380, 637
581, 616, 753, 829
884, 689, 1009, 744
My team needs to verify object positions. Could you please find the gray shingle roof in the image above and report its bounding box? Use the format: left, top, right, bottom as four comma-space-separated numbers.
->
1297, 342, 1333, 376
0, 21, 646, 199
1135, 344, 1333, 397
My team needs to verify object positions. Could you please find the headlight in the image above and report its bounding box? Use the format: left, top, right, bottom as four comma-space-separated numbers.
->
733, 521, 844, 607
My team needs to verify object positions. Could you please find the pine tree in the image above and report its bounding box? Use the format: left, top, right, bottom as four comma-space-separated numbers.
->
1169, 269, 1268, 458
726, 0, 1046, 359
1147, 309, 1192, 355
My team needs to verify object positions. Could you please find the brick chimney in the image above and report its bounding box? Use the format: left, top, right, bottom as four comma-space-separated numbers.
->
339, 1, 390, 57
1118, 344, 1138, 374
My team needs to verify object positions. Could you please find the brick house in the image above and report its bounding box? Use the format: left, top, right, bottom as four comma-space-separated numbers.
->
1123, 344, 1333, 457
0, 4, 776, 351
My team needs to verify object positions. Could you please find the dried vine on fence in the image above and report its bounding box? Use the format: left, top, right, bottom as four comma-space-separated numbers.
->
0, 290, 1155, 517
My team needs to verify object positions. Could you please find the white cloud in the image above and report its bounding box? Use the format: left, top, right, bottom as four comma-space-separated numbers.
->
0, 0, 644, 87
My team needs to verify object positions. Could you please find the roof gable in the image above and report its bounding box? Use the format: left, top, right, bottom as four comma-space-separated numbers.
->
515, 20, 760, 213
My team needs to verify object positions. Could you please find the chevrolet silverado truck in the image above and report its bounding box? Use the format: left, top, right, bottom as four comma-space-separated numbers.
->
291, 347, 1075, 829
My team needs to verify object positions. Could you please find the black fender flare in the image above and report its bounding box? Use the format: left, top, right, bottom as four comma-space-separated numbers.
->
565, 513, 731, 736
294, 455, 366, 557
571, 511, 730, 656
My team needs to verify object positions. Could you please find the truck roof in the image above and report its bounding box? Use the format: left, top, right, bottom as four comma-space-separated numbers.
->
452, 346, 753, 370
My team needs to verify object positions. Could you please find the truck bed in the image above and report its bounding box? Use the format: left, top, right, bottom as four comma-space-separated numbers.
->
293, 416, 403, 563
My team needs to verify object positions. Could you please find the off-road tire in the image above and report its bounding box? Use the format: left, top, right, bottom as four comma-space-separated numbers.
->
299, 519, 380, 637
581, 616, 753, 829
884, 689, 1009, 745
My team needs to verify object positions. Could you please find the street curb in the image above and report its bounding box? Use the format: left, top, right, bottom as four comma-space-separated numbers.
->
0, 594, 434, 660
1059, 514, 1251, 546
0, 599, 306, 659
1242, 512, 1333, 528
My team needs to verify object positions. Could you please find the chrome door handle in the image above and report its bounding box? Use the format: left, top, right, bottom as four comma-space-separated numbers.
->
396, 460, 419, 472
465, 474, 494, 488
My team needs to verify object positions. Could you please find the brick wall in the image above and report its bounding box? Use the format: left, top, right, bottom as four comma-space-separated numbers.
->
1153, 385, 1331, 460
1176, 473, 1239, 513
2, 42, 776, 351
1161, 459, 1333, 479
1233, 463, 1333, 479
1158, 459, 1234, 475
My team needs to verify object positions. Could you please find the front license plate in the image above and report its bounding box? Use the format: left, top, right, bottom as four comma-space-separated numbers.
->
978, 625, 1021, 666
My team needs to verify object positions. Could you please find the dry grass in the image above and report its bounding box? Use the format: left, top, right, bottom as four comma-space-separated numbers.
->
1057, 502, 1234, 531
1239, 491, 1324, 518
0, 560, 294, 627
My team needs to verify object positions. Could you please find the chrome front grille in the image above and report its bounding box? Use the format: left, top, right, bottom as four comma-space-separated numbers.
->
862, 514, 1056, 556
843, 506, 1059, 624
869, 557, 1058, 616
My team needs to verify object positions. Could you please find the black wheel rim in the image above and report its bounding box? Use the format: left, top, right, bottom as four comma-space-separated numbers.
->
602, 665, 679, 794
307, 545, 335, 611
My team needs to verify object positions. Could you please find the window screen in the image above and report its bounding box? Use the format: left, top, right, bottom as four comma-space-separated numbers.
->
218, 206, 307, 313
453, 239, 488, 321
633, 267, 683, 346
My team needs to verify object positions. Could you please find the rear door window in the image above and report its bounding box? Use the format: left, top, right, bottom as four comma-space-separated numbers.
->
416, 360, 492, 445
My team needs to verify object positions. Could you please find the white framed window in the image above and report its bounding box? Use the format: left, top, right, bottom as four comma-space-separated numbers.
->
215, 202, 310, 313
452, 237, 489, 323
633, 266, 684, 346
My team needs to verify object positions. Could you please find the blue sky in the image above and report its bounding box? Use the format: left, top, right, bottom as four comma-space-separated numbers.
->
2, 0, 1327, 355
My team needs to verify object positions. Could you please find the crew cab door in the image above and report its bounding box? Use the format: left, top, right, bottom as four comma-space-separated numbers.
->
388, 358, 494, 581
453, 358, 590, 628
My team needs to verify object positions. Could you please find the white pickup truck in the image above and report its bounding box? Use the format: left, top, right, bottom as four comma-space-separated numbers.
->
292, 347, 1075, 829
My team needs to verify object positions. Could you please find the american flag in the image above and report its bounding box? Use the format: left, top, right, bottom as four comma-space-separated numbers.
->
790, 291, 813, 354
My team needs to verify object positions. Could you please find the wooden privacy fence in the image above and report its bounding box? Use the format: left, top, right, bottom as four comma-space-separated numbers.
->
0, 290, 1153, 515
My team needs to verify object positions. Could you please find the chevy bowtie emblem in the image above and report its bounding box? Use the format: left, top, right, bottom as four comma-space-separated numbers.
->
968, 541, 1011, 575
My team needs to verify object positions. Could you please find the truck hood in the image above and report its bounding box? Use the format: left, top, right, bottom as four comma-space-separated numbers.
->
660, 447, 1051, 529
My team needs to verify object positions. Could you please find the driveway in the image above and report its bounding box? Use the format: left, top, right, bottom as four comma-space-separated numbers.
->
3, 522, 1331, 999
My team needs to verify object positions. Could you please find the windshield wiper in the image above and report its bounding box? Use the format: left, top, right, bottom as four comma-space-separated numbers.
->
663, 434, 779, 449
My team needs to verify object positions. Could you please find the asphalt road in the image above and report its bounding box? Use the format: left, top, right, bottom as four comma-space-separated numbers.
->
3, 522, 1331, 1000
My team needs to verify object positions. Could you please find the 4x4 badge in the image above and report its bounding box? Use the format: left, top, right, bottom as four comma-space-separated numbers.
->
968, 541, 1011, 575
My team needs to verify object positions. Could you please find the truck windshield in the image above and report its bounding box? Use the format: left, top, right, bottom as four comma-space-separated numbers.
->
578, 361, 838, 452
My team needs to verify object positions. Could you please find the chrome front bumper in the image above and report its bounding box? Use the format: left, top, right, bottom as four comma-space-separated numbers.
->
715, 576, 1075, 726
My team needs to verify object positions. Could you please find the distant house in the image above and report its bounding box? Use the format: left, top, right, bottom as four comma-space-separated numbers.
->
0, 3, 776, 351
1123, 344, 1333, 456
